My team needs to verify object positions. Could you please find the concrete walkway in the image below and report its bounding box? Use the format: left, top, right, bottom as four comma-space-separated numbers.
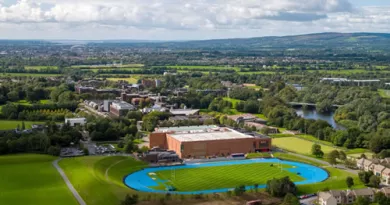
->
53, 159, 87, 205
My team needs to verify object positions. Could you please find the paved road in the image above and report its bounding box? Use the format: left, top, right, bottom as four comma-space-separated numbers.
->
300, 196, 317, 205
53, 159, 87, 205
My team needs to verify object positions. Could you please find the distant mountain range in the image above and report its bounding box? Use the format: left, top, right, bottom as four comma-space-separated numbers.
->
86, 32, 390, 50
3, 32, 390, 50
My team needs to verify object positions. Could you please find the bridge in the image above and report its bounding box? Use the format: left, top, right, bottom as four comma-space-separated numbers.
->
288, 102, 342, 108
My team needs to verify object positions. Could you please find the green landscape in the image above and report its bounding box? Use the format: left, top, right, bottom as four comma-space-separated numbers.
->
0, 154, 78, 205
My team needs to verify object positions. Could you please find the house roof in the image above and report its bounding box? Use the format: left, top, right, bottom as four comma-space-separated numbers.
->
318, 192, 333, 200
329, 190, 345, 197
353, 188, 374, 196
374, 164, 386, 172
357, 158, 365, 164
382, 168, 390, 176
381, 187, 390, 196
169, 109, 200, 116
363, 160, 373, 166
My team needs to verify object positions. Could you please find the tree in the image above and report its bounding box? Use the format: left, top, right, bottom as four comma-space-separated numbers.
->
125, 141, 136, 154
358, 171, 373, 184
311, 144, 324, 158
339, 151, 347, 161
47, 146, 61, 156
346, 177, 354, 188
354, 196, 370, 205
368, 175, 380, 188
327, 150, 339, 166
282, 193, 300, 205
374, 192, 390, 205
21, 121, 25, 130
234, 185, 246, 196
266, 177, 297, 197
121, 194, 139, 205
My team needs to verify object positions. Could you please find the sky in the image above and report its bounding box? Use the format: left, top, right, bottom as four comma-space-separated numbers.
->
0, 0, 389, 40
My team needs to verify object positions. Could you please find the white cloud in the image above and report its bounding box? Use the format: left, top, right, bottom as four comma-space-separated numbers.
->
0, 0, 388, 40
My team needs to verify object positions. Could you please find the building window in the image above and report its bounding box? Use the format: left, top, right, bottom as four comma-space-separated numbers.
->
181, 144, 184, 152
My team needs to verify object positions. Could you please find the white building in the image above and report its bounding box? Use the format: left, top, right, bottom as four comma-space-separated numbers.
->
65, 118, 87, 127
318, 192, 337, 205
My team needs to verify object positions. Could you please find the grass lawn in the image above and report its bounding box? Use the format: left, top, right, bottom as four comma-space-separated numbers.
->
59, 156, 147, 205
378, 89, 390, 98
273, 137, 339, 155
0, 154, 78, 205
106, 77, 139, 84
0, 120, 46, 130
273, 153, 365, 194
39, 99, 53, 104
14, 100, 32, 106
153, 163, 304, 191
71, 64, 144, 68
166, 65, 241, 72
25, 66, 58, 70
0, 73, 61, 77
223, 97, 242, 108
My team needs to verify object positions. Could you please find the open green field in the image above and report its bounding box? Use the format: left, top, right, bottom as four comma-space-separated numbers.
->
166, 65, 241, 71
0, 73, 61, 77
0, 120, 46, 130
223, 97, 242, 108
81, 68, 143, 73
39, 99, 53, 104
153, 163, 303, 192
379, 89, 390, 98
273, 137, 339, 155
0, 154, 78, 205
71, 64, 144, 69
106, 77, 139, 84
59, 156, 147, 205
25, 66, 58, 70
14, 100, 32, 106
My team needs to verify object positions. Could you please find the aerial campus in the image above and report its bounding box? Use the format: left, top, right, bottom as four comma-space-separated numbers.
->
2, 1, 390, 205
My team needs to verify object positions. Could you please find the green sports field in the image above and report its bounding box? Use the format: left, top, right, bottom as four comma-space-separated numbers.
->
273, 137, 339, 155
152, 163, 303, 191
59, 156, 147, 205
0, 120, 47, 130
0, 154, 78, 205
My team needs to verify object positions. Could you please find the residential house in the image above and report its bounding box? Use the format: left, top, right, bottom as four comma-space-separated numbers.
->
381, 168, 390, 185
363, 160, 373, 172
328, 190, 345, 204
356, 158, 365, 170
374, 164, 386, 177
352, 188, 375, 202
244, 122, 279, 134
318, 192, 337, 205
380, 187, 390, 197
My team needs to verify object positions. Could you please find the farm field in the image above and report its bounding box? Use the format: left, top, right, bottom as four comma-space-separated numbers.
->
273, 137, 338, 155
106, 77, 139, 84
152, 163, 304, 192
24, 66, 58, 70
81, 68, 143, 73
59, 156, 146, 205
0, 154, 78, 205
166, 65, 241, 71
0, 73, 61, 77
71, 64, 144, 68
379, 89, 390, 98
0, 120, 46, 130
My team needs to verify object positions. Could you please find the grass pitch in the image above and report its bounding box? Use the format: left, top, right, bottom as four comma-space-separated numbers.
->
0, 120, 46, 130
59, 156, 146, 205
273, 137, 338, 155
153, 163, 304, 191
0, 154, 78, 205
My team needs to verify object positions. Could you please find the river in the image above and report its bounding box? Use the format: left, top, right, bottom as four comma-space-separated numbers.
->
294, 108, 345, 130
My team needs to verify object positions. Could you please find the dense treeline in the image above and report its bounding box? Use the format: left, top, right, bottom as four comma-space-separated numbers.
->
0, 122, 82, 155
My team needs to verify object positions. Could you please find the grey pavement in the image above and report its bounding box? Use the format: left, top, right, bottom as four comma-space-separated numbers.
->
53, 159, 87, 205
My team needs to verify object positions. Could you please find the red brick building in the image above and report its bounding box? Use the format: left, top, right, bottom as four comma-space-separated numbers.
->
149, 126, 272, 158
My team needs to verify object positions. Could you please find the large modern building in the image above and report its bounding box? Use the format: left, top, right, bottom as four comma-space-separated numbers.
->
110, 101, 136, 117
149, 125, 271, 158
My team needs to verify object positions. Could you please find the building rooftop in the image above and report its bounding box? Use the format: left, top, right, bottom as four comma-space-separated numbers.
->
112, 101, 135, 110
169, 128, 254, 142
156, 125, 218, 133
169, 109, 200, 116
